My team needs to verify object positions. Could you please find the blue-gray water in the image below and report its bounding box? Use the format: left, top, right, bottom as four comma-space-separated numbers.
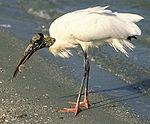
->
0, 0, 150, 121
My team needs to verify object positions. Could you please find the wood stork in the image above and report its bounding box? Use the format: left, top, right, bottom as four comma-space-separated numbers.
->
13, 6, 143, 115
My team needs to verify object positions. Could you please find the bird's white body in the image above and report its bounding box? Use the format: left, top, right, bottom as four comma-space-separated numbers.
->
49, 6, 143, 57
14, 6, 143, 115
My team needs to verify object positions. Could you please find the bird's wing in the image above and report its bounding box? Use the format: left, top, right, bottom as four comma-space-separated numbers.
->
49, 6, 143, 57
64, 6, 143, 42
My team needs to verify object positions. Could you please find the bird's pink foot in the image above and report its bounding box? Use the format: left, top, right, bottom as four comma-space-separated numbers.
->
80, 99, 93, 108
68, 99, 93, 109
58, 104, 82, 115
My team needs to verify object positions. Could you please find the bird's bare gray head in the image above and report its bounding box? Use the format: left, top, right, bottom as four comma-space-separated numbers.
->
13, 33, 55, 77
30, 33, 55, 49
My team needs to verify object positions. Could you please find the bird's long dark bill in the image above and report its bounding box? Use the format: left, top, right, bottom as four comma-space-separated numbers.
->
13, 44, 35, 78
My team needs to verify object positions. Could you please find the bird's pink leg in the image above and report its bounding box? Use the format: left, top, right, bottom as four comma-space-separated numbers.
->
58, 67, 85, 115
78, 87, 93, 108
58, 51, 92, 115
68, 61, 93, 109
80, 61, 93, 108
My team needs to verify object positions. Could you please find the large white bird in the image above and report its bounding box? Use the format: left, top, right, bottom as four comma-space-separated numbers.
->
13, 6, 143, 115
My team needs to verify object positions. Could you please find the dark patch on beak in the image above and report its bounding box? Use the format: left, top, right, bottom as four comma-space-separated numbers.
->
13, 33, 55, 77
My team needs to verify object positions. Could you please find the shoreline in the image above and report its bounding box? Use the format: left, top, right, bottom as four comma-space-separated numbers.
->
0, 30, 149, 123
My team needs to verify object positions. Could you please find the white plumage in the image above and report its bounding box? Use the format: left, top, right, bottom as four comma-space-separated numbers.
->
13, 6, 143, 115
49, 6, 143, 57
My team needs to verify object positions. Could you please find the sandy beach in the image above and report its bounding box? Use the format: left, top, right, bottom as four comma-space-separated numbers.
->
0, 30, 149, 124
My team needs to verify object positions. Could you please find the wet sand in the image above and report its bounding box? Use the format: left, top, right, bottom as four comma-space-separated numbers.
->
0, 30, 148, 123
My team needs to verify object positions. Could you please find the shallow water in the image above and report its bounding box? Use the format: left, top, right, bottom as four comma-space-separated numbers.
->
0, 0, 150, 121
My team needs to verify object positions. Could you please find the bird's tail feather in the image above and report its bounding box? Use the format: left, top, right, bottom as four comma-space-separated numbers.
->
115, 13, 144, 23
109, 39, 135, 57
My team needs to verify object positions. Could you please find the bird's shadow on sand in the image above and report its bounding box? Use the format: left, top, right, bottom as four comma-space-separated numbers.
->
59, 79, 150, 110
